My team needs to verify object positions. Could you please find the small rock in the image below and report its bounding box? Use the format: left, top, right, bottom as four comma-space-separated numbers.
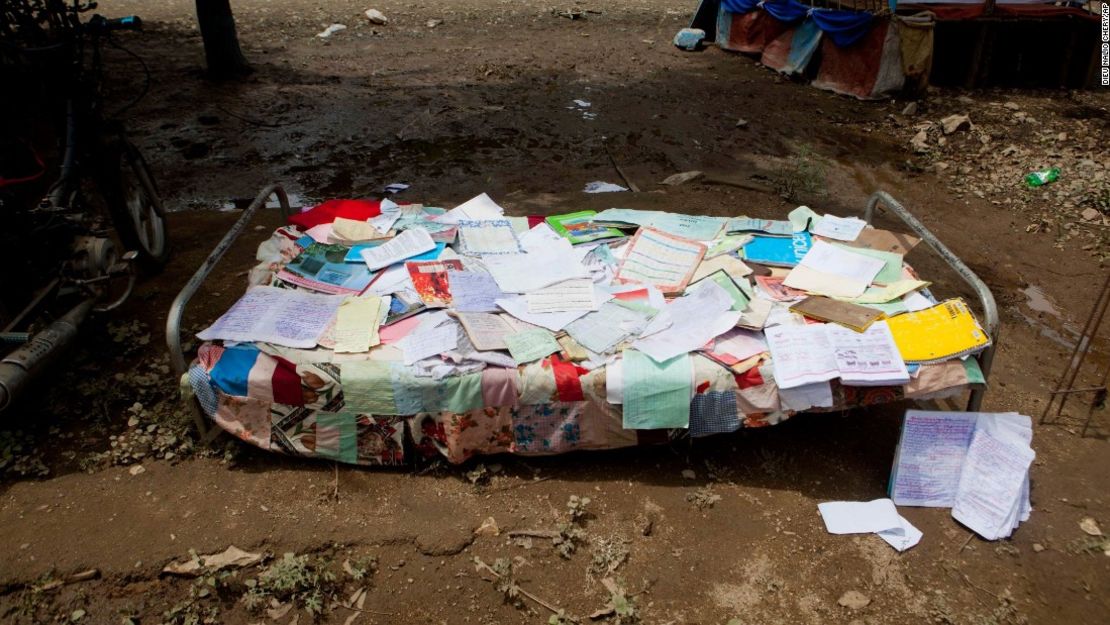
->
1082, 208, 1101, 222
365, 9, 388, 24
426, 19, 443, 28
681, 469, 696, 480
70, 609, 86, 622
837, 590, 871, 610
956, 95, 974, 105
736, 118, 749, 128
1032, 543, 1045, 552
911, 130, 929, 153
317, 23, 347, 38
901, 102, 918, 116
129, 465, 145, 476
1003, 101, 1021, 110
661, 171, 704, 186
1056, 132, 1068, 142
1079, 516, 1103, 536
941, 114, 971, 135
474, 516, 500, 537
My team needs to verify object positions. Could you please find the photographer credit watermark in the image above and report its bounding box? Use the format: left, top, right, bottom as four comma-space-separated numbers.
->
1103, 3, 1110, 85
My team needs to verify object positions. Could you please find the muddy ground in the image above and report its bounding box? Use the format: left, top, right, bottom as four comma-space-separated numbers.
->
1, 1, 1109, 623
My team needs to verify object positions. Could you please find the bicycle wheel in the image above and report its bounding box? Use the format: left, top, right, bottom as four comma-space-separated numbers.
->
98, 136, 170, 269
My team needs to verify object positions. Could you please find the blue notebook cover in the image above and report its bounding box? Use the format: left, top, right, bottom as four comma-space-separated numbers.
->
742, 232, 812, 267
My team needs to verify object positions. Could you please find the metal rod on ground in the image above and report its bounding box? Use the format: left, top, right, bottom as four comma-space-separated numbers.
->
1057, 273, 1110, 415
1041, 271, 1110, 423
604, 144, 640, 193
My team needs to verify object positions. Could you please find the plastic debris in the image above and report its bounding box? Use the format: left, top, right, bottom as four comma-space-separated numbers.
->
673, 28, 706, 51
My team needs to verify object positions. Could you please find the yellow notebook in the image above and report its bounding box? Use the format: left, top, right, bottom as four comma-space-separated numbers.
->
886, 298, 990, 363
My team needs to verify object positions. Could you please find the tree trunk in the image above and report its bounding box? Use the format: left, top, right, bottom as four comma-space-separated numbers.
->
195, 0, 252, 79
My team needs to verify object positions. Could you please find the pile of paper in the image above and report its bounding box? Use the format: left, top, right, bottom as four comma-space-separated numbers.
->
198, 193, 994, 438
890, 410, 1033, 540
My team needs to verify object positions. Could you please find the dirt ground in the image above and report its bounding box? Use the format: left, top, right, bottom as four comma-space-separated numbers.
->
1, 1, 1109, 623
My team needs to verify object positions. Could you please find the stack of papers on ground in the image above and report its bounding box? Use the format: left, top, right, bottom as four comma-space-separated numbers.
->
890, 410, 1033, 540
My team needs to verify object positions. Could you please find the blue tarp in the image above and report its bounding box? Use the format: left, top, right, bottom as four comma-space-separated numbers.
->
810, 8, 874, 47
720, 0, 875, 48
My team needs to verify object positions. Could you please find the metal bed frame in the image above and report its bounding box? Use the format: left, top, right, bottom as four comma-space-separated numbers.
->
166, 186, 999, 437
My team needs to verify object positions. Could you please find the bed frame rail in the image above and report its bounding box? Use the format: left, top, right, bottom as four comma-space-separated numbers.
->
864, 191, 998, 411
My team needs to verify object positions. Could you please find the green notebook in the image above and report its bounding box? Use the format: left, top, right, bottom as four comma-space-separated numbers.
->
546, 210, 624, 244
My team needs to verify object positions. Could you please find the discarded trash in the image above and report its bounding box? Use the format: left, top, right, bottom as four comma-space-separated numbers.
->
818, 499, 922, 552
426, 18, 443, 28
364, 9, 388, 24
383, 182, 410, 194
673, 27, 706, 51
583, 181, 627, 194
735, 118, 749, 128
572, 99, 591, 108
940, 113, 971, 135
660, 171, 704, 186
162, 545, 264, 577
1024, 167, 1060, 187
317, 23, 347, 38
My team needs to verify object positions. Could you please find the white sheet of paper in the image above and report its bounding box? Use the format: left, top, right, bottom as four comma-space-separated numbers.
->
778, 380, 834, 411
197, 285, 344, 349
368, 200, 401, 233
826, 321, 910, 386
446, 270, 505, 313
709, 328, 768, 362
764, 324, 838, 389
526, 278, 598, 313
483, 247, 590, 293
518, 222, 565, 252
305, 223, 333, 243
812, 215, 867, 241
903, 291, 934, 312
399, 323, 458, 365
818, 499, 904, 535
783, 240, 886, 298
877, 515, 923, 552
496, 293, 603, 332
951, 429, 1035, 540
366, 263, 415, 296
632, 282, 740, 363
361, 228, 436, 270
605, 358, 623, 404
437, 192, 505, 224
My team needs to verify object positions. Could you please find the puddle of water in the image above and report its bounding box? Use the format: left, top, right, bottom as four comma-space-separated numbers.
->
1017, 285, 1080, 349
1023, 285, 1062, 317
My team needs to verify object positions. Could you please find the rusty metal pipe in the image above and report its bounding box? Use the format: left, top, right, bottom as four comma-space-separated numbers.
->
0, 298, 95, 413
